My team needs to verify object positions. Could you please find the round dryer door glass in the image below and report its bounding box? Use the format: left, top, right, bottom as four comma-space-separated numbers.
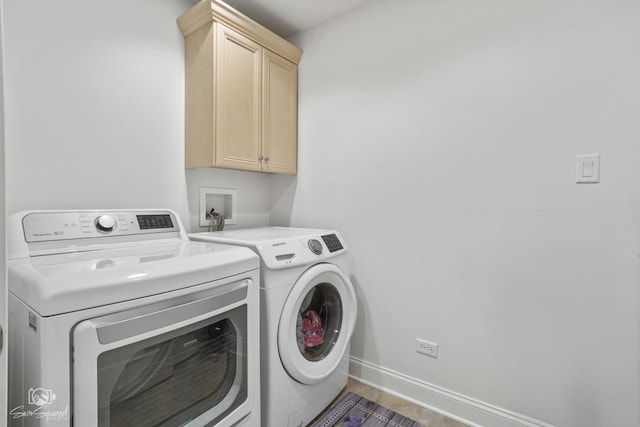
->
296, 283, 342, 361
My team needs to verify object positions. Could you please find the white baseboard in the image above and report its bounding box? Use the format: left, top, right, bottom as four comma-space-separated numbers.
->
348, 357, 554, 427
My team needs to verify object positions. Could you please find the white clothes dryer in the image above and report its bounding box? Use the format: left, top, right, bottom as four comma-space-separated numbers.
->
190, 227, 357, 427
7, 210, 261, 427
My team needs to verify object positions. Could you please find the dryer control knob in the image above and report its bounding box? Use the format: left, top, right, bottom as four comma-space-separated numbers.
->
308, 239, 323, 255
95, 215, 116, 232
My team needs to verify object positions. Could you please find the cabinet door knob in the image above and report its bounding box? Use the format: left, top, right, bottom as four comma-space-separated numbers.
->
258, 155, 264, 161
264, 156, 269, 162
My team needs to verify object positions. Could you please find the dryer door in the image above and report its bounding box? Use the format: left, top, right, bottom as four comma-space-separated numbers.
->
277, 263, 357, 385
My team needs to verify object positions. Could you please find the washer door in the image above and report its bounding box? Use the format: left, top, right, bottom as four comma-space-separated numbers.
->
278, 263, 357, 385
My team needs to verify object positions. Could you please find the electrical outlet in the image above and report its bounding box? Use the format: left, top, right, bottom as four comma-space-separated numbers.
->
416, 338, 438, 358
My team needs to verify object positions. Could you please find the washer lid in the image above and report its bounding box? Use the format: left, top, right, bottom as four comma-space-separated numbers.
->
8, 240, 259, 316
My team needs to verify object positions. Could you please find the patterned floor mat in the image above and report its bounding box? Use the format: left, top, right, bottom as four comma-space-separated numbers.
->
309, 392, 422, 427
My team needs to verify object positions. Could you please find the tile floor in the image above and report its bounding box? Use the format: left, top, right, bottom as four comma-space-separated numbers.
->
321, 377, 471, 427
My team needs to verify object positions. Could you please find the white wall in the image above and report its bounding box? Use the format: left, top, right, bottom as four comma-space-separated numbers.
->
0, 1, 7, 423
2, 0, 271, 231
275, 0, 640, 426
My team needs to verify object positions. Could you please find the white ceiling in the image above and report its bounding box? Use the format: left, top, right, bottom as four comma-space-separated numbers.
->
221, 0, 374, 38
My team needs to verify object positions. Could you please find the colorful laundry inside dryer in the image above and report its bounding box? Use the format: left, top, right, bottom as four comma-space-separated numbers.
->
300, 310, 324, 347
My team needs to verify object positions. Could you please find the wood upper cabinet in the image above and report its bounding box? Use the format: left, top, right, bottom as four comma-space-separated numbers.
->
178, 0, 302, 175
262, 50, 298, 174
215, 25, 262, 171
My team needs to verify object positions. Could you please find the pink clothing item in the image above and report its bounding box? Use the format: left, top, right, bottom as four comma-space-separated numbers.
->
301, 310, 324, 348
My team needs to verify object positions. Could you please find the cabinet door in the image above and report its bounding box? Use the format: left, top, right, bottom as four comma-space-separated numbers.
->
215, 24, 262, 171
262, 50, 298, 175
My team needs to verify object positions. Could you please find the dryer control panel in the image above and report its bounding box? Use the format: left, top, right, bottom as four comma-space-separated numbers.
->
21, 210, 181, 243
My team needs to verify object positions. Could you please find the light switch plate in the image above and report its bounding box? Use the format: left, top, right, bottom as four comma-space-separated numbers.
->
576, 154, 600, 183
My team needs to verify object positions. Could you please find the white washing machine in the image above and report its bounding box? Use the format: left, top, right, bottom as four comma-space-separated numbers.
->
7, 209, 261, 427
190, 227, 357, 427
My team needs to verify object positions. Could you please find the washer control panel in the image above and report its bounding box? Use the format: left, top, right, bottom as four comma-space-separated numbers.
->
321, 234, 344, 253
308, 239, 323, 255
255, 232, 346, 269
22, 210, 180, 243
189, 227, 348, 270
